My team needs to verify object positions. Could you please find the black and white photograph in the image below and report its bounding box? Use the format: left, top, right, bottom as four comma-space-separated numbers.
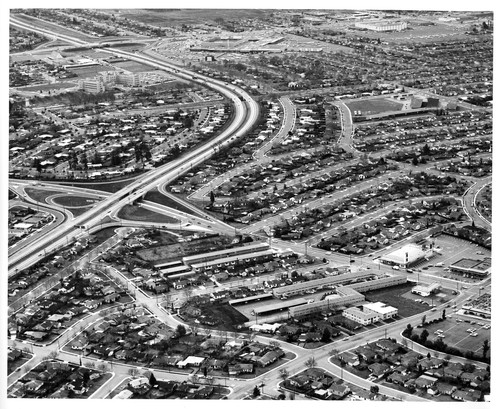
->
3, 1, 495, 405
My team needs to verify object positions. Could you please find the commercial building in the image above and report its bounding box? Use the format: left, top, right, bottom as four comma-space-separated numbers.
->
355, 20, 408, 32
190, 249, 275, 273
182, 242, 269, 266
343, 306, 379, 325
411, 282, 441, 297
252, 298, 308, 316
449, 258, 491, 277
272, 271, 374, 298
363, 302, 398, 320
380, 244, 431, 268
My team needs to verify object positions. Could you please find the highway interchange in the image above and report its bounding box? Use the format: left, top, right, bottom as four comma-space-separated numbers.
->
7, 15, 492, 401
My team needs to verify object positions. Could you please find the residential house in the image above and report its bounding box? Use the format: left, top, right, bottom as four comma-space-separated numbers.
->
329, 383, 351, 399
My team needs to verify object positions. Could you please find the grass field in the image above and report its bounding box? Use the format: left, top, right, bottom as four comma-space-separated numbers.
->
24, 188, 63, 204
52, 195, 100, 207
19, 82, 77, 92
346, 98, 403, 115
117, 204, 179, 224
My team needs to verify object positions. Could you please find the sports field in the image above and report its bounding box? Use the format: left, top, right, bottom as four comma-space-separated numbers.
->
346, 98, 403, 115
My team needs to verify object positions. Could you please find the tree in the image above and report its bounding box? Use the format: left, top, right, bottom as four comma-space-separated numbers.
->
442, 309, 446, 320
149, 372, 157, 386
321, 327, 331, 343
176, 324, 187, 337
252, 385, 261, 397
420, 329, 429, 343
482, 339, 490, 359
412, 156, 419, 166
370, 385, 379, 394
305, 356, 317, 369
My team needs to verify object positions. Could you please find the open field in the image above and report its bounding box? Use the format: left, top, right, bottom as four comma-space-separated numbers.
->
346, 98, 403, 115
25, 187, 64, 203
18, 82, 77, 92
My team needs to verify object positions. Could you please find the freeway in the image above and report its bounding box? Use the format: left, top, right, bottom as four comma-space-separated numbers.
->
461, 176, 492, 232
8, 17, 260, 276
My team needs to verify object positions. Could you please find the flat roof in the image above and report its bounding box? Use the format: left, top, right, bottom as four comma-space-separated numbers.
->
364, 302, 398, 314
450, 258, 491, 272
182, 242, 269, 264
191, 249, 275, 269
273, 271, 374, 296
253, 298, 307, 315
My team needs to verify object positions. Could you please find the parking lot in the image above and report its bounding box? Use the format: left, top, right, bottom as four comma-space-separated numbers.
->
408, 235, 490, 284
413, 315, 491, 358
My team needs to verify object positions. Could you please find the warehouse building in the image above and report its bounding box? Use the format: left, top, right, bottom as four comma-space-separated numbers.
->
355, 20, 408, 32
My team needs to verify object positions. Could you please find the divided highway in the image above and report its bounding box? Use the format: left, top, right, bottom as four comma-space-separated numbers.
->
8, 16, 260, 275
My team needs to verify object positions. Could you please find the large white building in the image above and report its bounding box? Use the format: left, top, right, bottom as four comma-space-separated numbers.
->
380, 244, 431, 268
363, 302, 398, 320
355, 20, 408, 32
343, 306, 379, 325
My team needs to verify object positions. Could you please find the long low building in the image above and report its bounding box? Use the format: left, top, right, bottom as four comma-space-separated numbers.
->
348, 275, 407, 293
191, 249, 275, 273
289, 290, 365, 318
288, 275, 407, 319
449, 258, 491, 277
182, 242, 269, 266
272, 271, 375, 298
252, 298, 308, 316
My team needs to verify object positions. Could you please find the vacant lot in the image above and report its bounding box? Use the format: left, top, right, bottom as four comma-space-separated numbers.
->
346, 98, 403, 115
